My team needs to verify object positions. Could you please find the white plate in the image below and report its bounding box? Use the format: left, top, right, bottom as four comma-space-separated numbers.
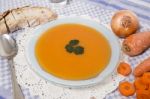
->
25, 17, 121, 88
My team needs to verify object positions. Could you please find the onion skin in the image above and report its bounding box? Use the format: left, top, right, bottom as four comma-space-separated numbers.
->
111, 10, 139, 38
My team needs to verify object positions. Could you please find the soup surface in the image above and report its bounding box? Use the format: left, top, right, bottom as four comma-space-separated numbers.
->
35, 24, 111, 80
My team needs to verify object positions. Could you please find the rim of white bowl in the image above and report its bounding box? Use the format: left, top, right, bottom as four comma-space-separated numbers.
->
25, 16, 121, 88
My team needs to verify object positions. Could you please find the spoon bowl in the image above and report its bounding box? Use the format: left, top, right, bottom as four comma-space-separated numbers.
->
0, 34, 17, 58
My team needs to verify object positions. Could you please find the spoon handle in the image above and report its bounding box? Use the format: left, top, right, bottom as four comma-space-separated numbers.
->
9, 60, 24, 99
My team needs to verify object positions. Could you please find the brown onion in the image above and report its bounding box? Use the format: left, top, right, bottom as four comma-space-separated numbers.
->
111, 10, 139, 38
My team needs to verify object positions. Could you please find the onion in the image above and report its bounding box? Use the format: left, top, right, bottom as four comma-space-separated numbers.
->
111, 10, 139, 38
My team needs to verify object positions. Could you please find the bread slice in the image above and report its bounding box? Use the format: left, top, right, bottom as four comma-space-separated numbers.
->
11, 8, 29, 29
0, 18, 8, 34
0, 6, 57, 34
4, 11, 18, 33
21, 6, 57, 27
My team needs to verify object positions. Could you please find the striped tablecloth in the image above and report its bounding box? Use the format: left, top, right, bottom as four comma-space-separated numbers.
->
91, 0, 150, 24
0, 0, 150, 99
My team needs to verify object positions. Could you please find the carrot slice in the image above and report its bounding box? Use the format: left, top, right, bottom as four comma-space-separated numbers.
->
136, 90, 150, 99
117, 62, 132, 76
134, 77, 149, 90
142, 72, 150, 84
119, 81, 135, 96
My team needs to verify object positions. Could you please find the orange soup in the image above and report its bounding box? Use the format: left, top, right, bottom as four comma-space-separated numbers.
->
35, 24, 111, 80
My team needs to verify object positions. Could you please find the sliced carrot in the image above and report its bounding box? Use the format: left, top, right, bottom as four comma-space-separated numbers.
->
119, 81, 135, 96
136, 90, 150, 99
117, 62, 132, 76
134, 77, 149, 90
142, 72, 150, 84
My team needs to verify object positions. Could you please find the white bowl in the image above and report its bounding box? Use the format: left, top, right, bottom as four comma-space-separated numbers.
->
25, 17, 121, 88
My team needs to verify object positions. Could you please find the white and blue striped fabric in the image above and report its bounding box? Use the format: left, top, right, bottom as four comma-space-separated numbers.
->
91, 0, 150, 24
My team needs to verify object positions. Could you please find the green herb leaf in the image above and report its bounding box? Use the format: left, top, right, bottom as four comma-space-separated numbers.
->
74, 46, 84, 55
69, 39, 79, 46
65, 44, 74, 53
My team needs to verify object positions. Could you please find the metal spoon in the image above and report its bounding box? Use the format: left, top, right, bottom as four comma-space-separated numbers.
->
0, 34, 24, 99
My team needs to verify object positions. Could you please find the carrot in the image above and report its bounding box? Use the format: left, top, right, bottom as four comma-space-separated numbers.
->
136, 90, 150, 99
117, 62, 132, 76
134, 77, 149, 90
142, 72, 150, 84
122, 32, 150, 56
119, 81, 135, 96
134, 57, 150, 77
